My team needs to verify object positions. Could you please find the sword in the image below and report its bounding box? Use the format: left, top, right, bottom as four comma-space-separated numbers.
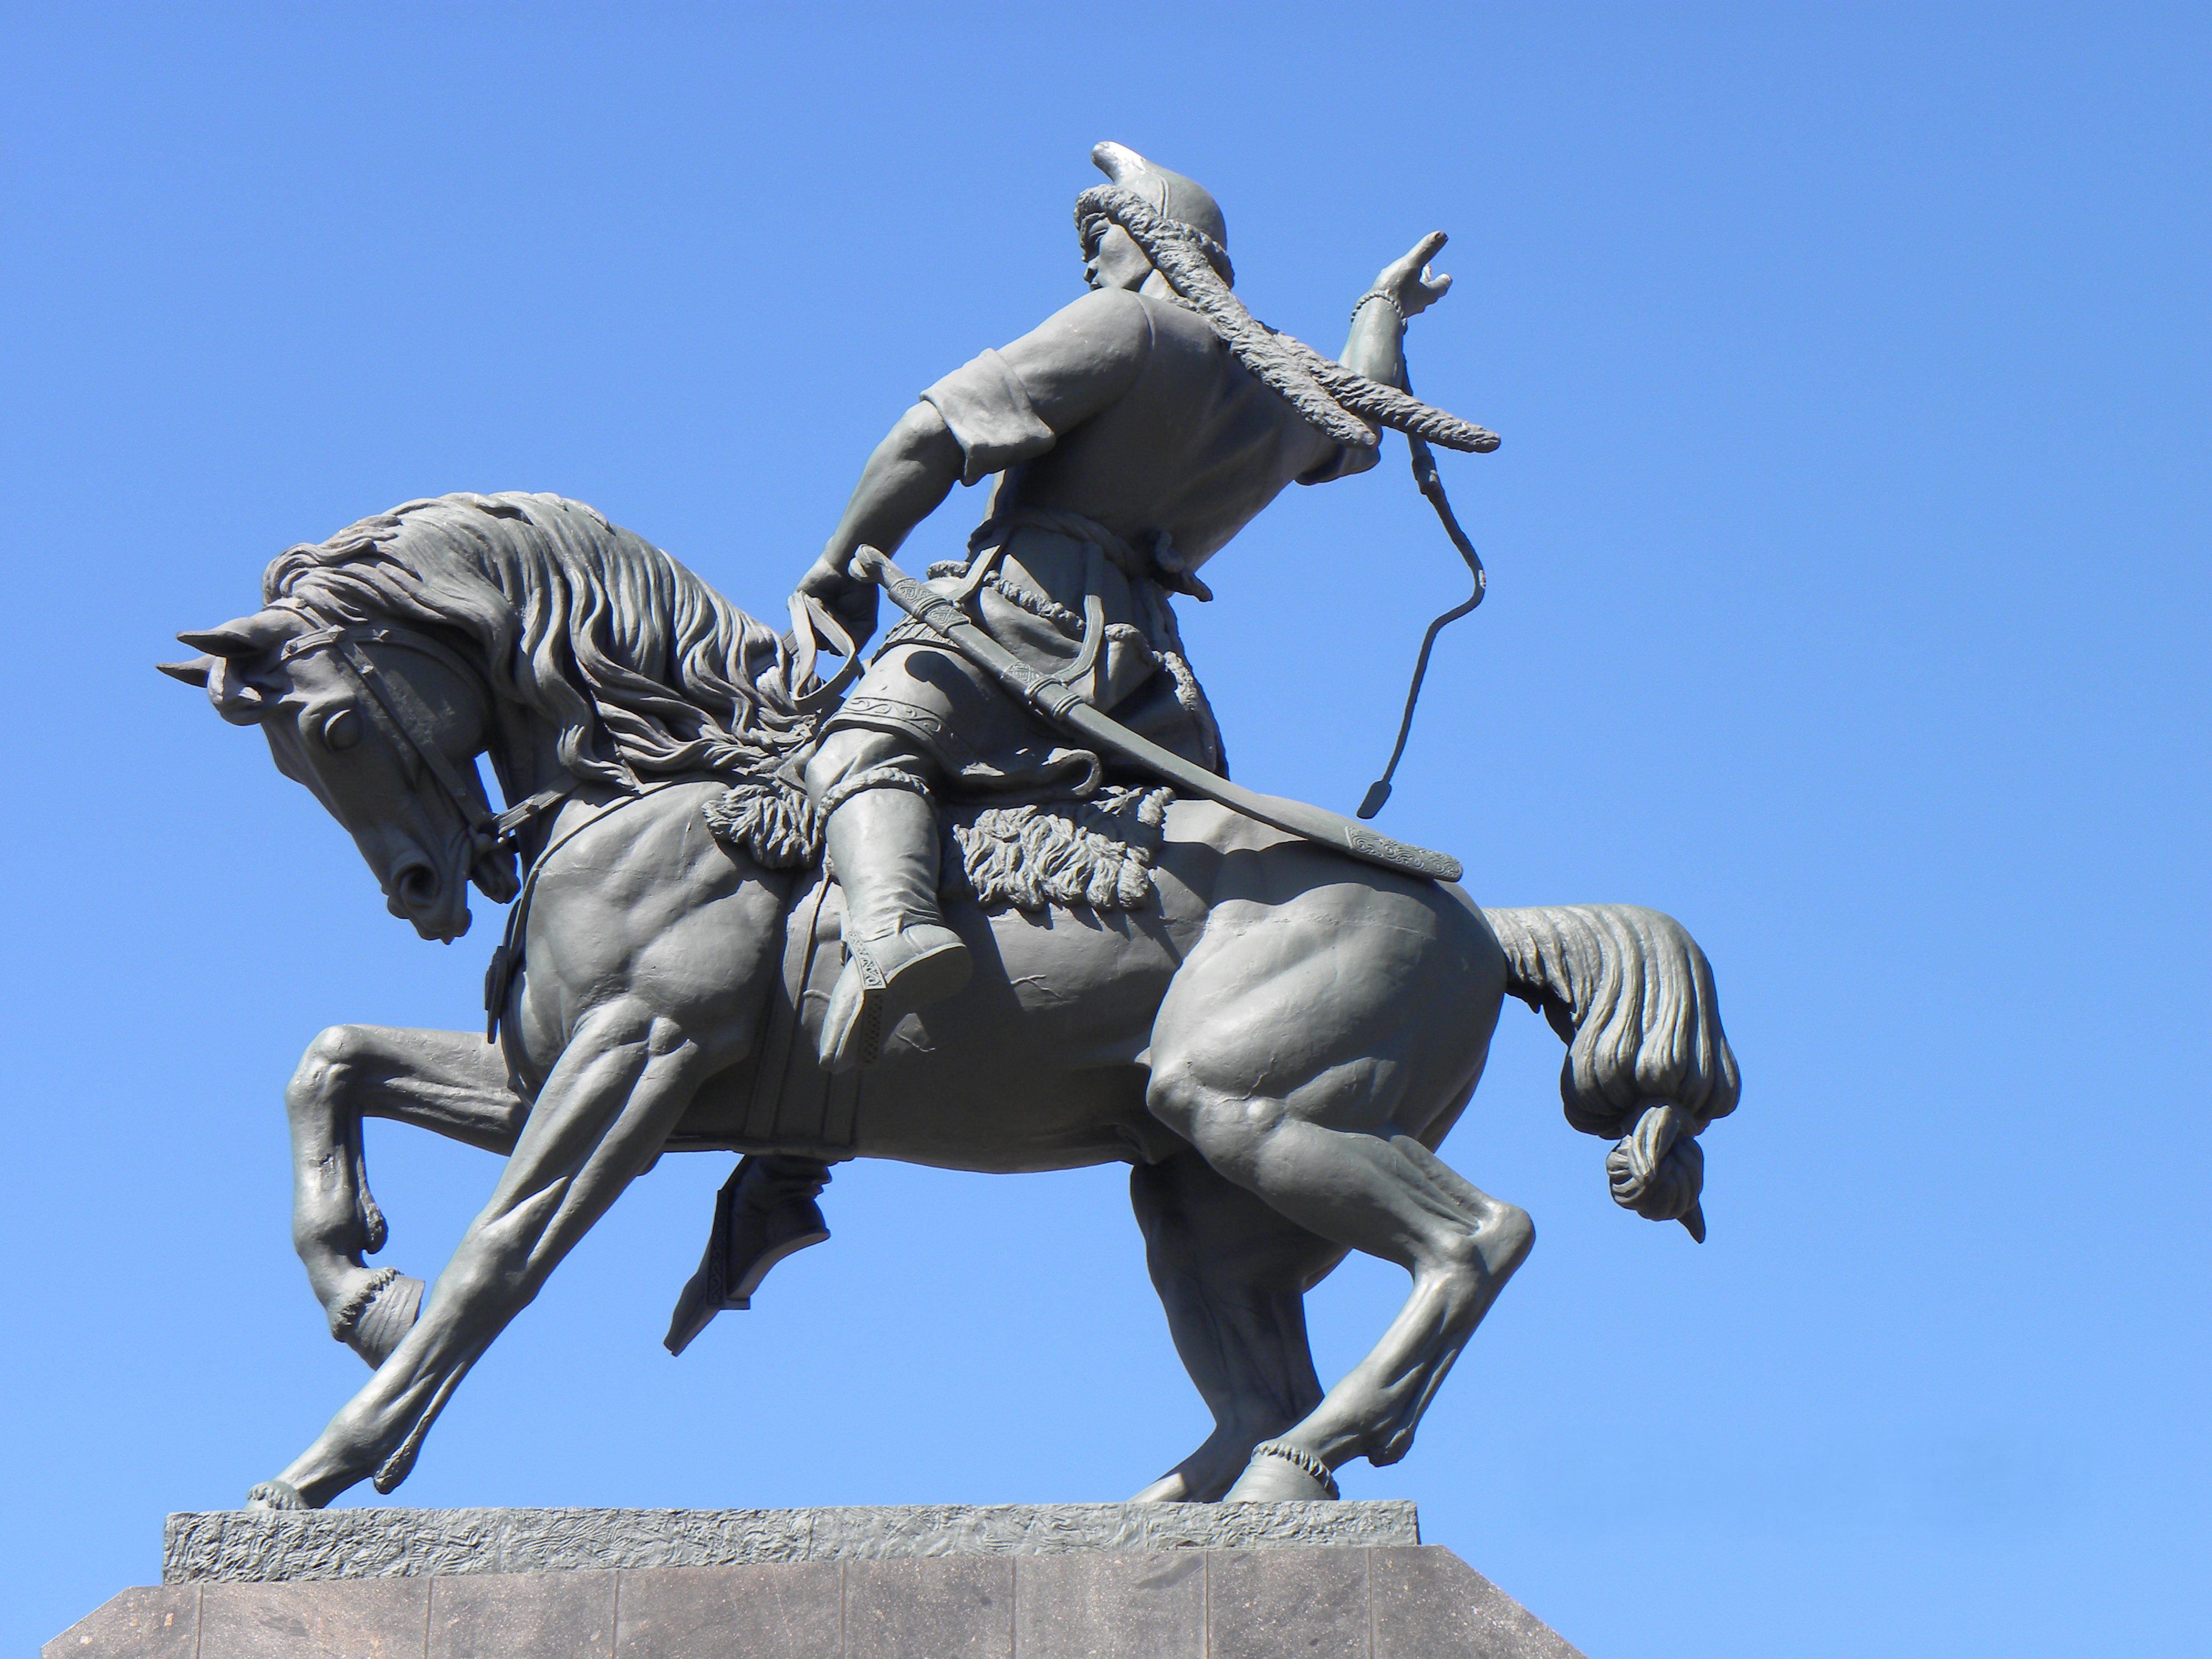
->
851, 546, 1463, 884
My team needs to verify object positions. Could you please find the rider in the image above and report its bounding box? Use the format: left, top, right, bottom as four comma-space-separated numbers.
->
796, 141, 1459, 1071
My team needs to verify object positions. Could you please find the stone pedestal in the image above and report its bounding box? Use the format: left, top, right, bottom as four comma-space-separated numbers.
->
49, 1503, 1584, 1657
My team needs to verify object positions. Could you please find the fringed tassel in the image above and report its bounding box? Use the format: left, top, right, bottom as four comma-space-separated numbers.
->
702, 779, 822, 869
950, 786, 1172, 912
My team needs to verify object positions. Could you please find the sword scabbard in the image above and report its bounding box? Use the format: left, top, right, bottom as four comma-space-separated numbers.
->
851, 546, 1463, 885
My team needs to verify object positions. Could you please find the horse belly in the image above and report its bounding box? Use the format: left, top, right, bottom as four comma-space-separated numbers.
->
667, 883, 1186, 1169
849, 894, 1187, 1171
850, 1058, 1172, 1172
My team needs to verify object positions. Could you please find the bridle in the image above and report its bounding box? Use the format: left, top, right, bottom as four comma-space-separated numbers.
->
275, 618, 574, 865
275, 595, 852, 859
277, 602, 850, 1037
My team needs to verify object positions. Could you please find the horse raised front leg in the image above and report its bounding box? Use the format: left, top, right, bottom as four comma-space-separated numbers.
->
253, 996, 712, 1511
285, 1026, 526, 1368
1126, 1149, 1344, 1503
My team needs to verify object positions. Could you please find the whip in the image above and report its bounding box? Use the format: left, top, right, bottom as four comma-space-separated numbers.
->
1358, 375, 1490, 821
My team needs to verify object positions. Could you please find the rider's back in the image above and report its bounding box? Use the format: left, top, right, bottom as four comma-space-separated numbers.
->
990, 289, 1378, 568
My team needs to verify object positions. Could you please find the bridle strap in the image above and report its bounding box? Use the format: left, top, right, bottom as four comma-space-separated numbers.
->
341, 635, 493, 831
280, 621, 575, 849
487, 786, 576, 847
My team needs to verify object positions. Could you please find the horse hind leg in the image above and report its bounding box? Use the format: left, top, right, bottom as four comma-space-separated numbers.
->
1146, 945, 1528, 1496
1157, 1092, 1534, 1499
1126, 1149, 1346, 1503
285, 1025, 526, 1367
1256, 1133, 1531, 1490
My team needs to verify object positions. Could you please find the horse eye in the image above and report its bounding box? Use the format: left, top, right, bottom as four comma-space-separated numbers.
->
319, 708, 363, 751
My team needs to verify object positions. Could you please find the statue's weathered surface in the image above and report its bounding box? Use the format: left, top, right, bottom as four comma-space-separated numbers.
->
158, 141, 1739, 1520
62, 1512, 1591, 1659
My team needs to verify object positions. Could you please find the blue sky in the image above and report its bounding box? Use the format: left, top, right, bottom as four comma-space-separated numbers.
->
3, 4, 2205, 1653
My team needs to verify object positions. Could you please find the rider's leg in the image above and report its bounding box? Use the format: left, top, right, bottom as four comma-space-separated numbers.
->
664, 1154, 838, 1355
804, 724, 971, 1071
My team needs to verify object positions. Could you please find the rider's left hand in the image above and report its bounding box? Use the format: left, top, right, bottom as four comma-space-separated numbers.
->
1374, 232, 1454, 321
797, 550, 881, 646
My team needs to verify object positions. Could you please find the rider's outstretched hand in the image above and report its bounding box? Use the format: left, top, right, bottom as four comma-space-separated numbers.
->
1374, 231, 1453, 321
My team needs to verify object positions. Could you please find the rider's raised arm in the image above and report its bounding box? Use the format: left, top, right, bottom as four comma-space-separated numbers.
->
1339, 231, 1455, 390
1297, 233, 1457, 488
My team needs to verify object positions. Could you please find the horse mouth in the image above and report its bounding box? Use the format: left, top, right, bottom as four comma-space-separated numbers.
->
385, 854, 471, 942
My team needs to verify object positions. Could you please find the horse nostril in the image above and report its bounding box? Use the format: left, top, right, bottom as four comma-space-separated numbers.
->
392, 862, 439, 908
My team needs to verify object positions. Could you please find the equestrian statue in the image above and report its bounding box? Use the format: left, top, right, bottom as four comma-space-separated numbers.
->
161, 143, 1739, 1512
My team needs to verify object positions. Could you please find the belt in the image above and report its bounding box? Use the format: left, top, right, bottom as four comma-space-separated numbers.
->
969, 508, 1213, 602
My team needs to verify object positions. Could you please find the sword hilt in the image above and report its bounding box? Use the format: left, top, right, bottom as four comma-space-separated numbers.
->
853, 546, 1086, 722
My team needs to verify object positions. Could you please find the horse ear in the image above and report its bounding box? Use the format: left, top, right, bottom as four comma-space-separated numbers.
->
178, 609, 295, 658
211, 677, 272, 723
157, 656, 216, 687
171, 612, 299, 723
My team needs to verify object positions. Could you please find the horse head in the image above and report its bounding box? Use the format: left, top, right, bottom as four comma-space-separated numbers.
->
163, 606, 514, 942
163, 490, 834, 947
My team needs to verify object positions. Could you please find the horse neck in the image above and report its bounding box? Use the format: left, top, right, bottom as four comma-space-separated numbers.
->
479, 694, 637, 865
483, 698, 560, 805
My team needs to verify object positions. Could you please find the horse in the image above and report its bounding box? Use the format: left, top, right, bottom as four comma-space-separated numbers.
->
162, 491, 1739, 1511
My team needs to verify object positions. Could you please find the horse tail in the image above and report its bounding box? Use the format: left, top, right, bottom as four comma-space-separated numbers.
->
1479, 904, 1740, 1241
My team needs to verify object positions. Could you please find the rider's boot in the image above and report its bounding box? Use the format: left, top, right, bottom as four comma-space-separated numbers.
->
663, 1155, 836, 1355
816, 782, 971, 1071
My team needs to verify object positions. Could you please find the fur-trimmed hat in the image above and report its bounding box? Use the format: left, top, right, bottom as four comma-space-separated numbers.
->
1087, 142, 1231, 283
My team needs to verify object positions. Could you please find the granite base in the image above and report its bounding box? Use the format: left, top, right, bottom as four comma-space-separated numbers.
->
51, 1504, 1585, 1658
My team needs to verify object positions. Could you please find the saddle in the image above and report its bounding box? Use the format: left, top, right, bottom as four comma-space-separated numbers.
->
700, 771, 1173, 912
660, 780, 1175, 1354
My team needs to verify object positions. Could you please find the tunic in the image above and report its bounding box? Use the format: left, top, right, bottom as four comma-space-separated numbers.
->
823, 285, 1376, 797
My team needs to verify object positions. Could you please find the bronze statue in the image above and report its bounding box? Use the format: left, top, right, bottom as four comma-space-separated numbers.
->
161, 144, 1738, 1515
794, 143, 1495, 1070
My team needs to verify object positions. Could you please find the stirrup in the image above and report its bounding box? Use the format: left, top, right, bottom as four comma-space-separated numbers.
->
818, 924, 970, 1072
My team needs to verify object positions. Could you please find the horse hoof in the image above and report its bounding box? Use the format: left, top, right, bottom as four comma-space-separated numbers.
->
1128, 1472, 1192, 1504
1221, 1440, 1340, 1503
335, 1270, 425, 1368
246, 1479, 311, 1511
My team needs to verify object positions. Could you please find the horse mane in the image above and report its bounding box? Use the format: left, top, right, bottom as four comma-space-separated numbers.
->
260, 492, 816, 787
